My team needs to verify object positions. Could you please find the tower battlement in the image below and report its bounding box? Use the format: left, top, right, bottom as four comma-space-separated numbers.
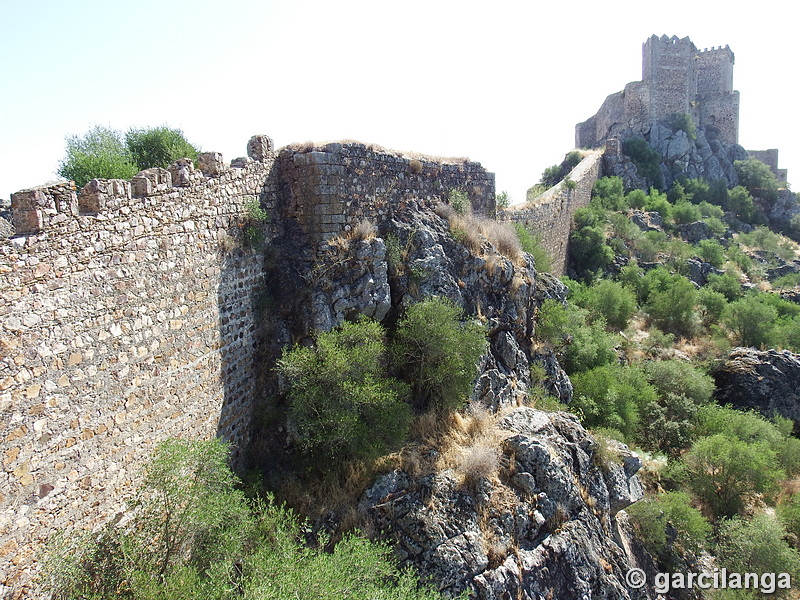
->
577, 35, 739, 148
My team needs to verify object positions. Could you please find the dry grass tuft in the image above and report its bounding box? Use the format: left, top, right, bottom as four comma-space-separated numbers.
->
436, 201, 525, 266
347, 219, 377, 242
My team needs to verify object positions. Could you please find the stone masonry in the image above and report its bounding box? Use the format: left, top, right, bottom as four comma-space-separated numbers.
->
576, 35, 740, 148
502, 150, 604, 275
0, 137, 494, 597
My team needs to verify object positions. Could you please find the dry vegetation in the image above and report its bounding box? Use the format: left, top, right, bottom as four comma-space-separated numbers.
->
435, 202, 525, 267
283, 139, 470, 165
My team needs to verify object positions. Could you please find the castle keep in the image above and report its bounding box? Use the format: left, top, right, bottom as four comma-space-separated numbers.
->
576, 35, 740, 148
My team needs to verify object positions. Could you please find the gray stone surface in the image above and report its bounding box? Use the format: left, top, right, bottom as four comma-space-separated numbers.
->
714, 347, 800, 428
363, 408, 650, 599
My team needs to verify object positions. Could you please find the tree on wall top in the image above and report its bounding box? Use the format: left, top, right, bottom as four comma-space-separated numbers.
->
57, 125, 199, 188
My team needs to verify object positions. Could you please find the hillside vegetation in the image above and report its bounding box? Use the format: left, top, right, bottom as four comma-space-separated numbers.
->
546, 157, 800, 592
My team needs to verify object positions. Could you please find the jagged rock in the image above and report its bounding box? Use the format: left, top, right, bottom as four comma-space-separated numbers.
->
310, 237, 391, 331
0, 215, 13, 239
714, 347, 800, 429
767, 189, 800, 229
685, 259, 723, 287
666, 130, 691, 161
629, 211, 663, 232
531, 351, 573, 403
676, 221, 712, 243
363, 408, 651, 599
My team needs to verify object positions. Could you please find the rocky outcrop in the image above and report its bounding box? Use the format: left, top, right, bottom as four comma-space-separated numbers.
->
362, 408, 651, 599
604, 125, 748, 192
767, 189, 800, 230
714, 347, 800, 428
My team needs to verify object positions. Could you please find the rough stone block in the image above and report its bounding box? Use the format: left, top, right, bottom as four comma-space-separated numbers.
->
168, 158, 196, 187
230, 156, 253, 169
131, 168, 171, 197
247, 135, 274, 162
79, 179, 131, 213
197, 152, 226, 177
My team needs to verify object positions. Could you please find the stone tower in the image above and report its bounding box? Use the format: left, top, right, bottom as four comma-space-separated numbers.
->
576, 35, 740, 148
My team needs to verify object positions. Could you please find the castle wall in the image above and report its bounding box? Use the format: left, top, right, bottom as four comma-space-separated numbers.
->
503, 150, 604, 275
276, 142, 495, 242
700, 90, 740, 146
0, 138, 495, 597
748, 149, 789, 183
695, 46, 734, 96
643, 35, 696, 124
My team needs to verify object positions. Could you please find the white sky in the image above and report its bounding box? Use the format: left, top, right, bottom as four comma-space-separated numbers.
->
0, 0, 797, 203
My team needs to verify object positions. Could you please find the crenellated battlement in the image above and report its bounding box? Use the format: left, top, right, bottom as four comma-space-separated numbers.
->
578, 35, 740, 148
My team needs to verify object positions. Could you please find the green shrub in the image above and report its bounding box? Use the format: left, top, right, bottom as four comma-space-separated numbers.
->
645, 274, 697, 337
696, 239, 726, 268
42, 438, 252, 598
643, 188, 671, 220
714, 514, 800, 599
644, 360, 714, 405
448, 189, 471, 216
625, 188, 648, 209
682, 434, 783, 517
638, 391, 699, 456
778, 494, 800, 547
685, 178, 711, 204
666, 112, 697, 141
496, 190, 510, 210
513, 223, 553, 272
573, 279, 637, 331
125, 126, 199, 171
562, 315, 619, 375
58, 125, 200, 188
694, 404, 800, 475
568, 225, 613, 280
57, 125, 139, 187
703, 216, 727, 236
623, 138, 663, 188
773, 272, 800, 289
535, 299, 570, 347
671, 201, 702, 225
392, 298, 486, 412
697, 288, 728, 327
571, 364, 655, 440
721, 295, 778, 348
706, 272, 743, 301
698, 201, 724, 219
43, 439, 447, 600
735, 158, 780, 203
279, 319, 412, 467
540, 164, 563, 188
728, 186, 763, 224
627, 491, 710, 563
592, 176, 626, 211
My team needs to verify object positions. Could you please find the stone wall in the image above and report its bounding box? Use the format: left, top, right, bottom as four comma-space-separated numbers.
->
502, 150, 604, 275
749, 149, 789, 183
0, 137, 495, 597
276, 142, 495, 243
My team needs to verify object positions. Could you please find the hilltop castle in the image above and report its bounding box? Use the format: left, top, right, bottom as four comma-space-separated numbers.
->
576, 34, 740, 148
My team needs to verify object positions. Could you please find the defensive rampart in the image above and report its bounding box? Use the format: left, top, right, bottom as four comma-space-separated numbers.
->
502, 150, 604, 275
0, 137, 494, 597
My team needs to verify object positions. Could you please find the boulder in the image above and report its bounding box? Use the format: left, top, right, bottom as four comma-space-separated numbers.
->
714, 347, 800, 428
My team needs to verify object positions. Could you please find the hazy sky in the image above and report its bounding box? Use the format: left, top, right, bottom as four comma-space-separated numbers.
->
1, 0, 796, 203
